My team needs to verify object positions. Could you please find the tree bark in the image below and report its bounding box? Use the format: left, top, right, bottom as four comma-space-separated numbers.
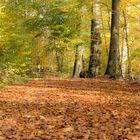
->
73, 45, 84, 77
105, 0, 120, 78
122, 11, 132, 80
73, 5, 86, 78
88, 0, 102, 77
55, 49, 63, 73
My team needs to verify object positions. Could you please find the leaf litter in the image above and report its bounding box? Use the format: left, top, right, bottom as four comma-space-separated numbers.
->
0, 78, 140, 140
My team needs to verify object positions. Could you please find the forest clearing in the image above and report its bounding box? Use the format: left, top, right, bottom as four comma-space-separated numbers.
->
0, 78, 140, 139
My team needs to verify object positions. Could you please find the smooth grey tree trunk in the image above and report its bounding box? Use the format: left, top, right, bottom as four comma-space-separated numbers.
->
105, 0, 120, 78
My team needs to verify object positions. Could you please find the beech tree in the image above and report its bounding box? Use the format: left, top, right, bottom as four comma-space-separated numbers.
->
105, 0, 120, 78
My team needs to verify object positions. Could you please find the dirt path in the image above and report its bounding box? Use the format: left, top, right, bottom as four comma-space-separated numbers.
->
0, 78, 140, 140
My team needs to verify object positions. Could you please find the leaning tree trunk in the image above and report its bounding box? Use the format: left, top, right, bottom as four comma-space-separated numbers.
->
105, 0, 120, 78
88, 0, 102, 77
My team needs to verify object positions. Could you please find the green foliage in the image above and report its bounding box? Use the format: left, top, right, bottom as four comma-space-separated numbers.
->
0, 0, 139, 84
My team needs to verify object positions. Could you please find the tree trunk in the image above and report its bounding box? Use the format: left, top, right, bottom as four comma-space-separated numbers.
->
73, 44, 84, 77
88, 0, 102, 77
55, 49, 63, 73
122, 11, 132, 80
105, 0, 120, 78
73, 5, 86, 78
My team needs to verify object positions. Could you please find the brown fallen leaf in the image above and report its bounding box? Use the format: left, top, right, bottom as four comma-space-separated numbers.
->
63, 126, 74, 132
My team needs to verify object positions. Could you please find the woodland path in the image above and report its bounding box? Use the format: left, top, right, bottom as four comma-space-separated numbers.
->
0, 78, 140, 140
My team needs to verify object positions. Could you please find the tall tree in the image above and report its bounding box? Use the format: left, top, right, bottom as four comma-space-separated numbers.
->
121, 11, 132, 79
105, 0, 120, 78
73, 4, 86, 78
88, 0, 102, 77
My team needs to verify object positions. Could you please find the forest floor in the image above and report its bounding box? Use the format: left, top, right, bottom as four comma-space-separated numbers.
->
0, 78, 140, 140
